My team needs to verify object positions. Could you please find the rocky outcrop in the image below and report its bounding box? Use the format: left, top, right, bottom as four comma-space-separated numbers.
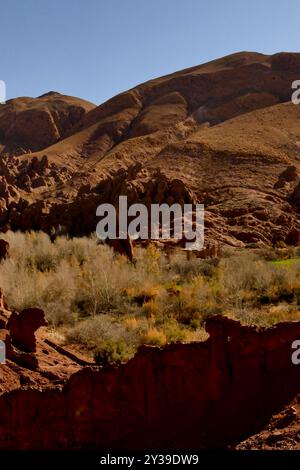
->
0, 298, 48, 371
7, 308, 47, 353
1, 308, 300, 450
0, 239, 9, 261
0, 293, 82, 393
290, 181, 300, 211
237, 400, 300, 450
0, 53, 300, 247
274, 165, 298, 189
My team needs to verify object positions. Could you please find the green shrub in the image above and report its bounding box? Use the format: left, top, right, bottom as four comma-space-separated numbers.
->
94, 340, 133, 366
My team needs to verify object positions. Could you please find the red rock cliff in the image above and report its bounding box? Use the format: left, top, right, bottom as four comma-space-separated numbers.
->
1, 306, 300, 450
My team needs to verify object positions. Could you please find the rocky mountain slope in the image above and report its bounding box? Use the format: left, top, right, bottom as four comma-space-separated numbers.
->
0, 51, 300, 245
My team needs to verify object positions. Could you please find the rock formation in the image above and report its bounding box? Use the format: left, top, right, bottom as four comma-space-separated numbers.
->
0, 239, 9, 261
103, 234, 135, 263
7, 308, 47, 353
1, 296, 300, 450
0, 53, 299, 247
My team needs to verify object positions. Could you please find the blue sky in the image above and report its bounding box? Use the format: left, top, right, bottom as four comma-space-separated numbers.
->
1, 0, 300, 104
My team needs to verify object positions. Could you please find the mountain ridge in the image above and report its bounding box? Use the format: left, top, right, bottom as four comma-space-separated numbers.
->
0, 51, 299, 247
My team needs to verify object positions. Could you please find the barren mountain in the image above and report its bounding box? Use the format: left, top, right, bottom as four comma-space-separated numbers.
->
0, 92, 95, 154
1, 51, 300, 245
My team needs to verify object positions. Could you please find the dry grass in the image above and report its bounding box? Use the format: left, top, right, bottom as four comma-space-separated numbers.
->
0, 231, 299, 363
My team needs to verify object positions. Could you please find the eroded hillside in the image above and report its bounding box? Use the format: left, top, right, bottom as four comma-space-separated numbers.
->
0, 52, 300, 246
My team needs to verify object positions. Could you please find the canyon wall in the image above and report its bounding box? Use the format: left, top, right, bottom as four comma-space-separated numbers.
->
1, 314, 300, 449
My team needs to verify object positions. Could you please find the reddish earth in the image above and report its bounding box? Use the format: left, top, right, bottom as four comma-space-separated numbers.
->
1, 51, 300, 449
1, 291, 300, 450
237, 399, 300, 450
0, 52, 299, 246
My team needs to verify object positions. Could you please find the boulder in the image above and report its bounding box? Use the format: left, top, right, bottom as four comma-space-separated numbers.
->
7, 308, 47, 353
289, 182, 300, 210
0, 239, 9, 261
274, 166, 298, 189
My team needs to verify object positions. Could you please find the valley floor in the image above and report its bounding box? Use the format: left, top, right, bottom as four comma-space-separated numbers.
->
0, 231, 299, 365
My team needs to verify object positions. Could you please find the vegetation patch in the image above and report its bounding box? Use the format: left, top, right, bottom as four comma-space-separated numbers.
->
0, 231, 299, 363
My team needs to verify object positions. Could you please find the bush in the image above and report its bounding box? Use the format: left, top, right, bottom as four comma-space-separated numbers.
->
169, 256, 218, 279
142, 299, 160, 318
162, 319, 186, 342
142, 327, 167, 346
94, 340, 133, 366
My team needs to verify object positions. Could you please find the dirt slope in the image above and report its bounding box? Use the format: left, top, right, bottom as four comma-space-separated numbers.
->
237, 398, 300, 450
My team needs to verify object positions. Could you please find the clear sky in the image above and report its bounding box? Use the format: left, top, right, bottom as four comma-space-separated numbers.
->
1, 0, 300, 105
